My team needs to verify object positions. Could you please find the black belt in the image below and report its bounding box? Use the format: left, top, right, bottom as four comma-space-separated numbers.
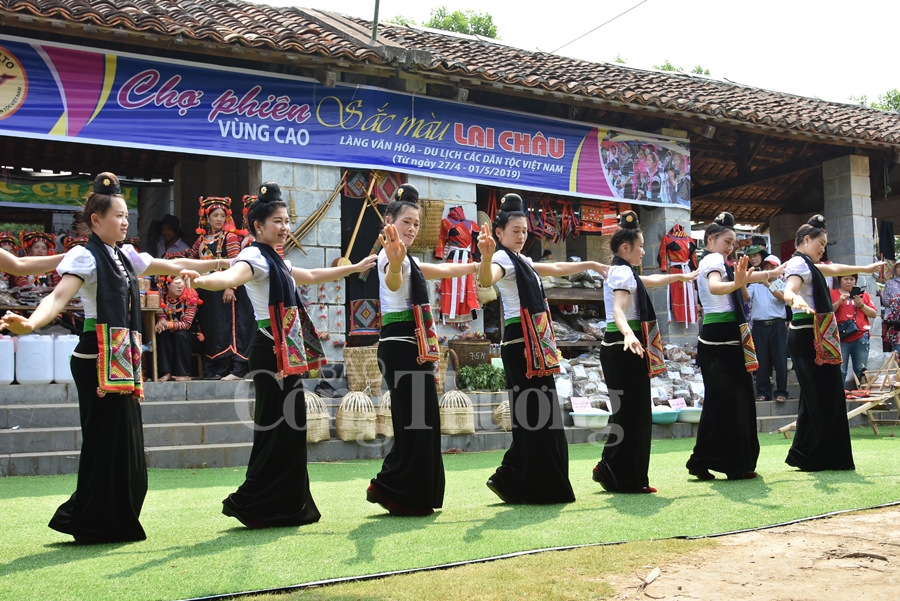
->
753, 318, 784, 327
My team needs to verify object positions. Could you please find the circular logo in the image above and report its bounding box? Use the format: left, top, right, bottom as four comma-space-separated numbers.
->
0, 46, 28, 120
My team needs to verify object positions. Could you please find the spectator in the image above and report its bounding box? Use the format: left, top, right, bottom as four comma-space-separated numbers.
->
156, 275, 203, 382
540, 249, 553, 262
881, 262, 900, 357
831, 274, 878, 387
14, 232, 61, 288
745, 250, 789, 402
155, 214, 190, 258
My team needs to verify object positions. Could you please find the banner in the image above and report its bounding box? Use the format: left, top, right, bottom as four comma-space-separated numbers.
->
0, 35, 690, 208
0, 176, 138, 209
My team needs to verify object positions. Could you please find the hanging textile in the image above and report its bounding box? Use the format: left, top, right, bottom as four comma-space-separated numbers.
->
435, 207, 479, 323
350, 299, 381, 335
658, 223, 698, 325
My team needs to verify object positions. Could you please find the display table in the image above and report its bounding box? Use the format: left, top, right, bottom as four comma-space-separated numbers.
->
543, 287, 604, 350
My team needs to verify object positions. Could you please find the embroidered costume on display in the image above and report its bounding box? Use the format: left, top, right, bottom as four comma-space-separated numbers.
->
435, 206, 479, 323
658, 224, 698, 324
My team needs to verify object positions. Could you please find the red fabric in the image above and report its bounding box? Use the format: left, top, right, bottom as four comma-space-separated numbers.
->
13, 271, 61, 288
436, 207, 479, 320
658, 224, 698, 324
830, 289, 875, 343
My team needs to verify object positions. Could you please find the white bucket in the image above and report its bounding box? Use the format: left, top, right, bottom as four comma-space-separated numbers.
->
16, 334, 54, 385
54, 334, 80, 383
0, 336, 15, 385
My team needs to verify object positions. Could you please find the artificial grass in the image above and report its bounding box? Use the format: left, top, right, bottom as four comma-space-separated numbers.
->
1, 429, 898, 601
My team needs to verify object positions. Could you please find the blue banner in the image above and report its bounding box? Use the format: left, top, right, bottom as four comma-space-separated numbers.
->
0, 35, 690, 207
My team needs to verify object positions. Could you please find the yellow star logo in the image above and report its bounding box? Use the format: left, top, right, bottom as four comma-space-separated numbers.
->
103, 178, 111, 186
260, 186, 267, 195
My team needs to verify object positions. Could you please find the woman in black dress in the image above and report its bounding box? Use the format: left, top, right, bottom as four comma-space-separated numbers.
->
781, 215, 883, 471
477, 194, 608, 504
186, 182, 375, 528
1, 172, 215, 543
594, 211, 697, 493
365, 184, 486, 516
686, 212, 782, 481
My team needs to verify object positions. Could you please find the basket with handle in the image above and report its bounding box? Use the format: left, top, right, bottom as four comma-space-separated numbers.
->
304, 391, 330, 443
492, 399, 512, 431
343, 345, 383, 392
376, 390, 393, 438
336, 390, 377, 441
436, 346, 459, 395
448, 336, 491, 368
408, 199, 445, 251
440, 390, 475, 435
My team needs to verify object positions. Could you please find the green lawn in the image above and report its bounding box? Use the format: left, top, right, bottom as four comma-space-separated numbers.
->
1, 429, 898, 601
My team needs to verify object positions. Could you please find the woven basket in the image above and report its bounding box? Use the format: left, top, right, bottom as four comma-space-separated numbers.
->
343, 345, 382, 393
336, 391, 376, 441
376, 390, 393, 438
492, 399, 512, 431
304, 391, 330, 443
448, 337, 491, 368
408, 199, 445, 251
436, 346, 459, 395
440, 390, 475, 435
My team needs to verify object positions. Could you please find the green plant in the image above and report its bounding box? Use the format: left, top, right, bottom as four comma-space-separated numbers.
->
456, 363, 505, 392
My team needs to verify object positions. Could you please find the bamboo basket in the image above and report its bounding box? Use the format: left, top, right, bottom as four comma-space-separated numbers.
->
440, 390, 475, 435
476, 284, 497, 304
336, 391, 377, 441
304, 391, 330, 443
408, 199, 445, 251
492, 399, 512, 431
436, 346, 459, 395
448, 337, 491, 368
376, 390, 393, 438
343, 345, 383, 392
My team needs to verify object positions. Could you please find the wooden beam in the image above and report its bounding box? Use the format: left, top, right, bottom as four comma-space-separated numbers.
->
691, 198, 789, 209
692, 151, 842, 198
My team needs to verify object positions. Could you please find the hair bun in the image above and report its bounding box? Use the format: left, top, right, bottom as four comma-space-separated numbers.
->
618, 210, 639, 230
499, 193, 523, 213
93, 172, 121, 195
807, 214, 826, 229
393, 183, 419, 202
257, 182, 282, 203
714, 211, 736, 228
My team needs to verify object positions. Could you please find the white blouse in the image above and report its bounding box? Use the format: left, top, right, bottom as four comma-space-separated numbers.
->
491, 251, 542, 321
57, 244, 153, 318
377, 249, 421, 314
603, 264, 639, 322
698, 252, 735, 314
784, 256, 817, 314
233, 246, 295, 320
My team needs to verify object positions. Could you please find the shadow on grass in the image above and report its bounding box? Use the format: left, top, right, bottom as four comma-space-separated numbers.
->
462, 504, 564, 544
0, 539, 138, 579
708, 474, 776, 509
596, 491, 674, 517
346, 512, 439, 565
808, 469, 871, 495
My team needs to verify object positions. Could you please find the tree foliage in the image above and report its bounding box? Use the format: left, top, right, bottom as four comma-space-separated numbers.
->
653, 59, 710, 76
425, 7, 498, 38
850, 90, 900, 112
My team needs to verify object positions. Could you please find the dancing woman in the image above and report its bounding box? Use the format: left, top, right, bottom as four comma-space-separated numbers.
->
686, 212, 783, 481
365, 184, 489, 516
477, 193, 608, 504
594, 211, 697, 493
781, 215, 884, 471
185, 182, 375, 528
0, 172, 217, 543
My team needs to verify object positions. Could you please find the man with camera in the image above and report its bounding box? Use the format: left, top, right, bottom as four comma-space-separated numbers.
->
831, 274, 878, 388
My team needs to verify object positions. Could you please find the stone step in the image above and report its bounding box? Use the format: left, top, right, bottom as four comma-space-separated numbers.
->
755, 399, 801, 416
0, 384, 74, 405
757, 414, 799, 433
0, 379, 259, 405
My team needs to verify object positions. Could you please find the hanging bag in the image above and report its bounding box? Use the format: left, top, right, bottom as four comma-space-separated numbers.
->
838, 304, 860, 340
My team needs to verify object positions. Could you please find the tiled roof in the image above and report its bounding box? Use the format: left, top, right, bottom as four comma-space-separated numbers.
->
4, 0, 900, 147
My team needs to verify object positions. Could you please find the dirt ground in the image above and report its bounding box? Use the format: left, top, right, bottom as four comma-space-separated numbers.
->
609, 506, 900, 600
